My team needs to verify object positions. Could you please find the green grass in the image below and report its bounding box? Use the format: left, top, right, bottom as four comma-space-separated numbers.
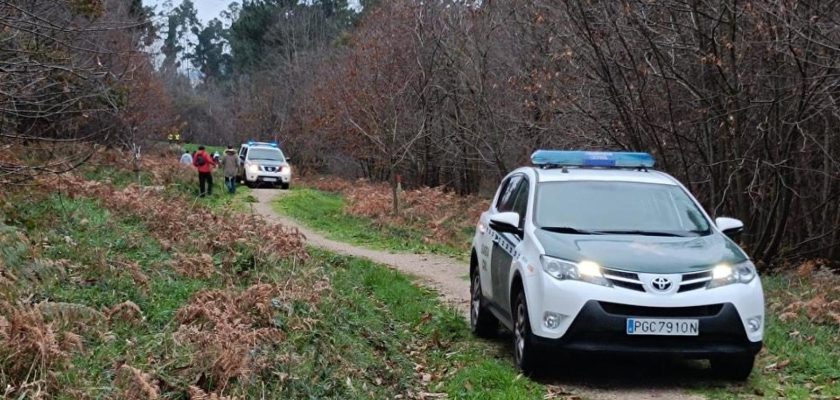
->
697, 275, 840, 399
273, 188, 466, 258
0, 173, 538, 397
81, 164, 154, 187
311, 249, 543, 399
2, 194, 208, 395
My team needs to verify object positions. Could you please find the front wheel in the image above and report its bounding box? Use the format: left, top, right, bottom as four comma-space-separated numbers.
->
711, 355, 755, 380
513, 290, 541, 376
470, 272, 498, 337
280, 182, 290, 190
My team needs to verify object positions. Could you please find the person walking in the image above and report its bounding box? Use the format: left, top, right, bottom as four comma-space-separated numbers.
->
179, 150, 192, 165
220, 146, 239, 194
192, 145, 217, 197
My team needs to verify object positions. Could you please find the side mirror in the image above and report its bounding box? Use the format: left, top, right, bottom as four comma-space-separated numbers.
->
285, 156, 292, 162
489, 212, 522, 236
716, 217, 744, 238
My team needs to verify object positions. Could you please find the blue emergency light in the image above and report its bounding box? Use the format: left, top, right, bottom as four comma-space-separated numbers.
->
248, 140, 279, 148
531, 150, 655, 168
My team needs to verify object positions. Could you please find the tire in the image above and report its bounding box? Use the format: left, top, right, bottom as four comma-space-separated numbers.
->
280, 182, 290, 190
470, 269, 498, 338
711, 355, 755, 381
513, 290, 541, 376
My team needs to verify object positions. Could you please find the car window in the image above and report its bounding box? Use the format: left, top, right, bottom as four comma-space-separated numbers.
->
496, 175, 523, 212
247, 148, 285, 162
535, 181, 711, 236
510, 178, 529, 227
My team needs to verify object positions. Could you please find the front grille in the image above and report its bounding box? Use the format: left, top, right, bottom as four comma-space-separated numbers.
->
678, 270, 712, 292
602, 268, 645, 292
599, 302, 724, 317
263, 166, 278, 172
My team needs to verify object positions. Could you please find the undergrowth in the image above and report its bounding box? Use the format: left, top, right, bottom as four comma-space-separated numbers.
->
0, 155, 542, 399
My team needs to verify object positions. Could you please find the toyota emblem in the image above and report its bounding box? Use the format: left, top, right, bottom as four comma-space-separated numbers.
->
652, 277, 672, 291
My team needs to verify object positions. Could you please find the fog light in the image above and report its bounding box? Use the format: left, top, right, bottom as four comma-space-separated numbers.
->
543, 312, 564, 329
747, 316, 762, 332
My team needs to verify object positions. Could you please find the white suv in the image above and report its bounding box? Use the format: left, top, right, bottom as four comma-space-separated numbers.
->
470, 150, 764, 380
238, 141, 291, 189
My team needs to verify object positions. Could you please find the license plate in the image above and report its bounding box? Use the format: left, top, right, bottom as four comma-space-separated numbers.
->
626, 318, 699, 336
263, 177, 277, 182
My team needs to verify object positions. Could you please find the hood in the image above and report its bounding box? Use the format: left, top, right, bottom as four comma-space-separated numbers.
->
534, 229, 747, 274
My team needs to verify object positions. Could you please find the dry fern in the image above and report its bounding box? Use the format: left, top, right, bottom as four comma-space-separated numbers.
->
115, 364, 160, 400
187, 385, 236, 400
106, 300, 144, 326
36, 301, 105, 331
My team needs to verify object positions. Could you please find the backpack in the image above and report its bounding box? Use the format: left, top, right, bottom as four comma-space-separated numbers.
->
195, 154, 207, 167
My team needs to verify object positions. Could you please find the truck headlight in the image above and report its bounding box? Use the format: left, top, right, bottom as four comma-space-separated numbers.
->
247, 164, 260, 173
709, 260, 756, 288
541, 256, 610, 287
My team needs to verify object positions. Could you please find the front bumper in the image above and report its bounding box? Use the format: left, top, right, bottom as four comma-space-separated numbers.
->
532, 300, 762, 357
245, 171, 290, 184
530, 274, 764, 343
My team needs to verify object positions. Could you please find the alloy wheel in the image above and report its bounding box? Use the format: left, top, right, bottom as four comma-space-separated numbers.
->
514, 302, 526, 364
471, 274, 481, 327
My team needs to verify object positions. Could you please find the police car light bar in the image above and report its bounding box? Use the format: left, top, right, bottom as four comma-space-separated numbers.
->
531, 150, 655, 168
247, 140, 279, 148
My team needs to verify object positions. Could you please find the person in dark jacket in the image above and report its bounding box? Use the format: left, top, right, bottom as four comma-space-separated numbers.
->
192, 146, 218, 197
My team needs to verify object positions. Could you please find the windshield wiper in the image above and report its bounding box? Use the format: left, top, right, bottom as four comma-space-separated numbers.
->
541, 226, 601, 235
594, 230, 686, 237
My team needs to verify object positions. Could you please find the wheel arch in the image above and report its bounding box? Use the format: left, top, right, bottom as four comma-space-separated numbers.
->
510, 270, 524, 312
470, 248, 480, 277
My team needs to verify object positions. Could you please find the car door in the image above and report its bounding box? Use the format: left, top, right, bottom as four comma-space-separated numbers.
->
489, 174, 528, 316
237, 146, 248, 177
478, 176, 513, 299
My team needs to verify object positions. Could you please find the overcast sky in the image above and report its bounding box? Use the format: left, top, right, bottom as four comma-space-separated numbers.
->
149, 0, 362, 25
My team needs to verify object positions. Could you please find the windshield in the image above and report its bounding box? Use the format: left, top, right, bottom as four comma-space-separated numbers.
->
248, 148, 284, 162
535, 181, 711, 236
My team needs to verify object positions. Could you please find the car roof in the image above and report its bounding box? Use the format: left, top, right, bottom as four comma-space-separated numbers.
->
532, 167, 678, 185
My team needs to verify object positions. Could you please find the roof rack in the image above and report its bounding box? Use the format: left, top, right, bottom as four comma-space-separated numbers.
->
530, 150, 655, 171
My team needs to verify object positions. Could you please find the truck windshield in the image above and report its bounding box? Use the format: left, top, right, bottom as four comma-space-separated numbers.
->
248, 148, 284, 162
535, 181, 711, 236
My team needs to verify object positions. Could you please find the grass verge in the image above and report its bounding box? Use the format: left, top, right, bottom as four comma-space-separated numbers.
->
273, 188, 467, 258
0, 172, 539, 398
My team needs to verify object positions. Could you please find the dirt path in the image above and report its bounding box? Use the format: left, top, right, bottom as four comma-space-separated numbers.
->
251, 188, 471, 315
251, 189, 707, 400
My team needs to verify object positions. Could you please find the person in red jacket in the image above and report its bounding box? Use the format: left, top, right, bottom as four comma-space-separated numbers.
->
192, 146, 218, 197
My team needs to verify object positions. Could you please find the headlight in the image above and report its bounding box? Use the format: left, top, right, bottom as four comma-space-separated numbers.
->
709, 260, 756, 288
541, 256, 610, 287
247, 164, 260, 173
